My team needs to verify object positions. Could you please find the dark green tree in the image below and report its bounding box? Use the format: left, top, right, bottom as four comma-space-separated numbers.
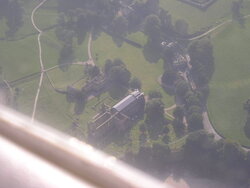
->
5, 0, 23, 37
111, 16, 128, 38
231, 0, 244, 25
172, 119, 185, 137
162, 69, 177, 85
58, 44, 74, 70
151, 143, 170, 173
188, 39, 214, 87
145, 98, 165, 124
148, 90, 162, 99
85, 65, 100, 78
130, 77, 142, 90
143, 14, 161, 38
244, 116, 250, 138
173, 106, 184, 120
109, 65, 131, 87
104, 59, 113, 75
187, 113, 203, 131
243, 99, 250, 113
175, 79, 189, 97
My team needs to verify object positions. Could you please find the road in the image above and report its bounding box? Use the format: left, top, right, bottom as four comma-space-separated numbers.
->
30, 1, 94, 123
87, 32, 94, 65
183, 61, 250, 151
164, 104, 176, 119
31, 0, 47, 122
181, 70, 222, 140
188, 14, 250, 41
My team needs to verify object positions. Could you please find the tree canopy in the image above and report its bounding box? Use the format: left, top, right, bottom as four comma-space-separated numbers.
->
145, 98, 165, 124
188, 39, 214, 87
0, 0, 23, 37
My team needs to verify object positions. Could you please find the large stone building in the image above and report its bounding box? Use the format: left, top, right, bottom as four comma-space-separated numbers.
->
88, 90, 145, 141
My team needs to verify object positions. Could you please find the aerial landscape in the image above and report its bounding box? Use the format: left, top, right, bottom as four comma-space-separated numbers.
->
1, 0, 250, 187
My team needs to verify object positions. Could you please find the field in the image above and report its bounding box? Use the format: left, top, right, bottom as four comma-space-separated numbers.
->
208, 19, 250, 146
0, 0, 178, 156
92, 32, 174, 106
0, 0, 89, 132
160, 0, 250, 33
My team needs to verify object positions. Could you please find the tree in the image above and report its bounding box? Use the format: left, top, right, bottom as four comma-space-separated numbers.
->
58, 44, 74, 70
231, 0, 244, 25
55, 27, 75, 44
130, 77, 142, 90
104, 59, 113, 74
0, 0, 8, 19
244, 116, 250, 138
109, 65, 131, 87
145, 98, 165, 124
104, 59, 131, 87
148, 90, 162, 99
188, 39, 214, 87
5, 0, 23, 37
187, 105, 202, 116
243, 99, 250, 138
111, 16, 128, 38
244, 99, 250, 113
85, 65, 100, 78
113, 58, 125, 67
159, 9, 173, 36
162, 69, 177, 85
66, 86, 87, 114
143, 14, 163, 63
173, 119, 185, 137
173, 106, 184, 120
187, 113, 203, 131
143, 14, 161, 39
185, 92, 200, 107
175, 79, 189, 97
183, 131, 218, 177
151, 143, 170, 173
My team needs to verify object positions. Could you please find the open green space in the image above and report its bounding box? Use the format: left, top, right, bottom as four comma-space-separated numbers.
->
0, 0, 178, 156
92, 32, 174, 106
160, 0, 250, 33
208, 19, 250, 146
0, 35, 39, 80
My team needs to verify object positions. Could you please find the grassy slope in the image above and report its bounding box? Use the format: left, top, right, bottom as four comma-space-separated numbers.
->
208, 20, 250, 146
159, 0, 250, 33
0, 35, 39, 80
0, 0, 88, 129
93, 32, 174, 106
1, 0, 176, 155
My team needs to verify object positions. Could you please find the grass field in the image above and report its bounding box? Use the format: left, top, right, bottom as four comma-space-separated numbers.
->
160, 0, 250, 33
0, 0, 184, 155
92, 32, 174, 106
208, 19, 250, 146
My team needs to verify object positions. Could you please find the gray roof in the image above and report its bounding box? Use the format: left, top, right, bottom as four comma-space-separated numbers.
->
112, 90, 143, 112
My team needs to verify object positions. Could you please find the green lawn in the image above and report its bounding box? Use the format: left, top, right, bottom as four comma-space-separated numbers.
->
0, 0, 176, 156
208, 19, 250, 146
160, 0, 250, 33
92, 32, 174, 106
0, 35, 40, 80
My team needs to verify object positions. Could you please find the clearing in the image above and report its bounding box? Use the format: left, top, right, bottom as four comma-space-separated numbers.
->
208, 19, 250, 146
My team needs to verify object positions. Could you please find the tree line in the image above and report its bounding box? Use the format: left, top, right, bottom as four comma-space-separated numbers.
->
123, 131, 250, 187
0, 0, 23, 37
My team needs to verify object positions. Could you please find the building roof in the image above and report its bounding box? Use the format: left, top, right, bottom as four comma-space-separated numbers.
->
112, 90, 143, 112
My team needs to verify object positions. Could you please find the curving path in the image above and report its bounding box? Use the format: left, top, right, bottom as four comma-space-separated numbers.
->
30, 0, 47, 123
188, 14, 250, 41
164, 104, 176, 119
87, 32, 94, 65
